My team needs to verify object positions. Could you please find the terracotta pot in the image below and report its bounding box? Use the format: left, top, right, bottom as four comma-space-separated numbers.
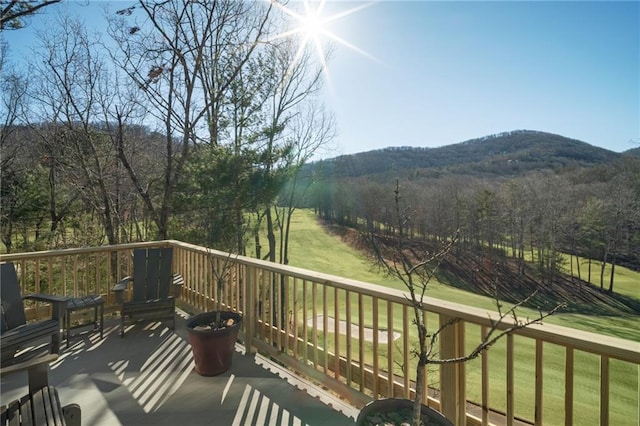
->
357, 398, 453, 426
186, 311, 242, 376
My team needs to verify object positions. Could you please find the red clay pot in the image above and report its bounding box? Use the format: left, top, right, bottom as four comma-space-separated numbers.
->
186, 311, 242, 376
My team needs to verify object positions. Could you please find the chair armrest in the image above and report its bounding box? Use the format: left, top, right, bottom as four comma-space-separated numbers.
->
112, 276, 133, 292
62, 403, 82, 426
0, 353, 58, 377
112, 276, 133, 304
23, 293, 69, 320
0, 354, 58, 393
23, 294, 68, 304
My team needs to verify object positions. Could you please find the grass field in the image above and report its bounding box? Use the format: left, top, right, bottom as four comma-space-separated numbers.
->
275, 209, 639, 425
283, 209, 640, 342
561, 254, 639, 300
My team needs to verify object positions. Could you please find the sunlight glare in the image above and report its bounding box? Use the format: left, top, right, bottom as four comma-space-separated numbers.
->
300, 5, 324, 38
269, 0, 377, 80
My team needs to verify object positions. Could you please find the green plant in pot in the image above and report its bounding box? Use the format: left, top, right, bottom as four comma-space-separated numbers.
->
186, 251, 243, 376
358, 181, 564, 426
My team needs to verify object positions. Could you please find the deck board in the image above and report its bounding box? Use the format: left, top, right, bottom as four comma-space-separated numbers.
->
0, 315, 357, 426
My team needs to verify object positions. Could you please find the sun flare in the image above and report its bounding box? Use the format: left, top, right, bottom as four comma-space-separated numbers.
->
270, 0, 376, 78
300, 7, 324, 38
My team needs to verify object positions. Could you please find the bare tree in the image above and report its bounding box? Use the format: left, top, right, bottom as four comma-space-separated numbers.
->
0, 62, 28, 193
366, 181, 563, 426
274, 106, 336, 266
28, 11, 122, 245
1, 0, 61, 30
226, 32, 333, 328
108, 0, 274, 240
602, 170, 639, 291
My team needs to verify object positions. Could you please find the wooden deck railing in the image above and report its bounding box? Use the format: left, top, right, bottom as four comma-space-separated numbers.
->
2, 241, 638, 425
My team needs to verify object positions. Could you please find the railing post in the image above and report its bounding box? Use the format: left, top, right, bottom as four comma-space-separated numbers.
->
244, 265, 256, 355
439, 314, 466, 424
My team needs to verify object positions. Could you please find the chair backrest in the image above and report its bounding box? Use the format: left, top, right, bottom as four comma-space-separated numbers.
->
0, 263, 28, 334
131, 248, 174, 302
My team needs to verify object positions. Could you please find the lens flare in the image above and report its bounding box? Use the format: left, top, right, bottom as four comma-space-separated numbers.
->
269, 0, 377, 79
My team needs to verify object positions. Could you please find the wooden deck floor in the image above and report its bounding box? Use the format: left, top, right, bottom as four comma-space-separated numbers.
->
1, 313, 358, 426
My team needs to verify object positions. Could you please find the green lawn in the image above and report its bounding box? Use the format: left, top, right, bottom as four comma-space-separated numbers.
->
284, 209, 640, 342
277, 209, 639, 425
561, 254, 639, 300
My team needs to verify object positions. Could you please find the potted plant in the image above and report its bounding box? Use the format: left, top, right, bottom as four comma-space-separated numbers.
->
186, 251, 242, 376
357, 181, 563, 426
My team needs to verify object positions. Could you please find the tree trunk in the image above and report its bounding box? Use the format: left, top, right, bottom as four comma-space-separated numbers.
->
608, 258, 616, 292
265, 207, 276, 263
254, 233, 261, 259
413, 361, 425, 426
599, 253, 607, 289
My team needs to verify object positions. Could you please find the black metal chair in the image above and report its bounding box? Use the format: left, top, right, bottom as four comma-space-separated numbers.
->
111, 248, 183, 337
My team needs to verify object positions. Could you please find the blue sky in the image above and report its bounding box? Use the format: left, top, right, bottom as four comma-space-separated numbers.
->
318, 1, 639, 157
4, 1, 639, 158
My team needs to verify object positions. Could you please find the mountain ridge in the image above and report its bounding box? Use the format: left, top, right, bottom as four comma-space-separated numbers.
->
311, 129, 625, 179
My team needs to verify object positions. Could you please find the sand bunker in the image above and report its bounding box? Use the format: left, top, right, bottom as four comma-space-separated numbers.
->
306, 315, 401, 344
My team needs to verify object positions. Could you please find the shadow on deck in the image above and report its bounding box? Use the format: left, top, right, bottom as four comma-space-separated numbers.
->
0, 312, 358, 426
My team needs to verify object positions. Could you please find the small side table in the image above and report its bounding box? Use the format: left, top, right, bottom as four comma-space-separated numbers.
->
64, 295, 104, 347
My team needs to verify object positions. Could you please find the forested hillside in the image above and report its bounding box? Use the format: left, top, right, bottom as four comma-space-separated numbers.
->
0, 1, 334, 263
625, 146, 640, 157
308, 130, 622, 180
4, 119, 638, 294
324, 222, 640, 318
302, 131, 640, 294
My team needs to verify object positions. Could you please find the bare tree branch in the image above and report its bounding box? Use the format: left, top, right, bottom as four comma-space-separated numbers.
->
1, 0, 61, 30
365, 180, 564, 425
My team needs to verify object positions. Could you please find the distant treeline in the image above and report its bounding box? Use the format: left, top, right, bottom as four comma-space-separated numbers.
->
301, 159, 640, 293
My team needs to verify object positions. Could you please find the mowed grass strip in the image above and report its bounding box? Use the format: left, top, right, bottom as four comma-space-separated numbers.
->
279, 209, 639, 424
285, 209, 639, 341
